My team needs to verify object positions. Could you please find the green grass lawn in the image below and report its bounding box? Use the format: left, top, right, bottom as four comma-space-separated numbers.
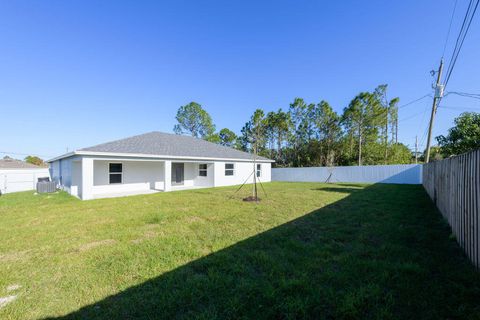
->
1, 182, 480, 319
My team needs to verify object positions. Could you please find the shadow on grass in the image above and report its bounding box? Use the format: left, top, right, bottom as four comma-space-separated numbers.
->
45, 184, 480, 319
333, 183, 367, 188
311, 187, 363, 193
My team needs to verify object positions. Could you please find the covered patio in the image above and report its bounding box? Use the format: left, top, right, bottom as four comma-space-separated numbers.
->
71, 158, 215, 200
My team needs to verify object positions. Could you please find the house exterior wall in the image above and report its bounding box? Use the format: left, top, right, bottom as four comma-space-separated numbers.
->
213, 161, 271, 187
179, 162, 196, 187
50, 155, 272, 200
178, 162, 214, 188
50, 160, 59, 183
193, 163, 215, 187
92, 160, 164, 195
50, 157, 78, 193
71, 161, 82, 198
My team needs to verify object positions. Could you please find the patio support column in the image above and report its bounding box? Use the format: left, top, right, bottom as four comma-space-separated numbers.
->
164, 160, 171, 192
81, 157, 94, 200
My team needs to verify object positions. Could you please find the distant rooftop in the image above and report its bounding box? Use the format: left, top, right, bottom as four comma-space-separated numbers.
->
0, 157, 44, 169
72, 131, 272, 161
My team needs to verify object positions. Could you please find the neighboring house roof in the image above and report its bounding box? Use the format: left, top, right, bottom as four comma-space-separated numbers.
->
0, 158, 43, 169
48, 131, 273, 162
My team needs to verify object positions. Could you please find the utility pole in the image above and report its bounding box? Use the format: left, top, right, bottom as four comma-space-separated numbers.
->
415, 136, 418, 164
425, 59, 444, 163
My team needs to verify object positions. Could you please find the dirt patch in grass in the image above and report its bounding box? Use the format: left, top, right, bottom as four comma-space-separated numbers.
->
0, 250, 31, 262
185, 216, 204, 223
144, 223, 160, 229
6, 284, 21, 292
78, 239, 117, 252
243, 196, 261, 202
130, 230, 160, 244
0, 295, 17, 309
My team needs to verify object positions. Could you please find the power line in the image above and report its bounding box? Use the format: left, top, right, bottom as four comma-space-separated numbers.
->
397, 94, 432, 109
447, 91, 480, 96
438, 105, 480, 111
418, 125, 430, 149
0, 151, 54, 158
424, 0, 479, 161
398, 109, 429, 123
446, 91, 480, 100
443, 0, 479, 88
444, 0, 475, 81
416, 102, 430, 135
442, 0, 459, 58
372, 93, 432, 120
419, 120, 429, 145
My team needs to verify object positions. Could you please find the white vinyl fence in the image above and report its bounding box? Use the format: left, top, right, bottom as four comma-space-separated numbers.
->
272, 164, 422, 184
0, 169, 50, 194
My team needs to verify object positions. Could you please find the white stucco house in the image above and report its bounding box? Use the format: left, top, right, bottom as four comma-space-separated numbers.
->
47, 131, 273, 200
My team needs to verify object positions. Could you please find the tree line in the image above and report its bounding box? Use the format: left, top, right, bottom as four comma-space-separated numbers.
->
14, 96, 478, 167
432, 112, 480, 160
174, 84, 415, 167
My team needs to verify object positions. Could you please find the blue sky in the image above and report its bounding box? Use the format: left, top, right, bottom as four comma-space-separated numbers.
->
1, 0, 479, 159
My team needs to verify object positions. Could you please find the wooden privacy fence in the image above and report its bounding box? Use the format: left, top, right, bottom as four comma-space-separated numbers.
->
423, 149, 480, 268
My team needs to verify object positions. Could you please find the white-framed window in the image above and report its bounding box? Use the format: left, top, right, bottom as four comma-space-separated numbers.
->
225, 163, 235, 176
109, 163, 122, 184
256, 164, 262, 177
199, 164, 208, 177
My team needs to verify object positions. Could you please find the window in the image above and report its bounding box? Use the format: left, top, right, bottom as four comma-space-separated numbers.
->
225, 163, 235, 176
199, 164, 208, 177
256, 164, 262, 177
109, 163, 122, 184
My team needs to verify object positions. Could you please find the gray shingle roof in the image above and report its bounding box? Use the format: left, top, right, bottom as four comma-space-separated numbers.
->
0, 158, 43, 169
79, 131, 272, 161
